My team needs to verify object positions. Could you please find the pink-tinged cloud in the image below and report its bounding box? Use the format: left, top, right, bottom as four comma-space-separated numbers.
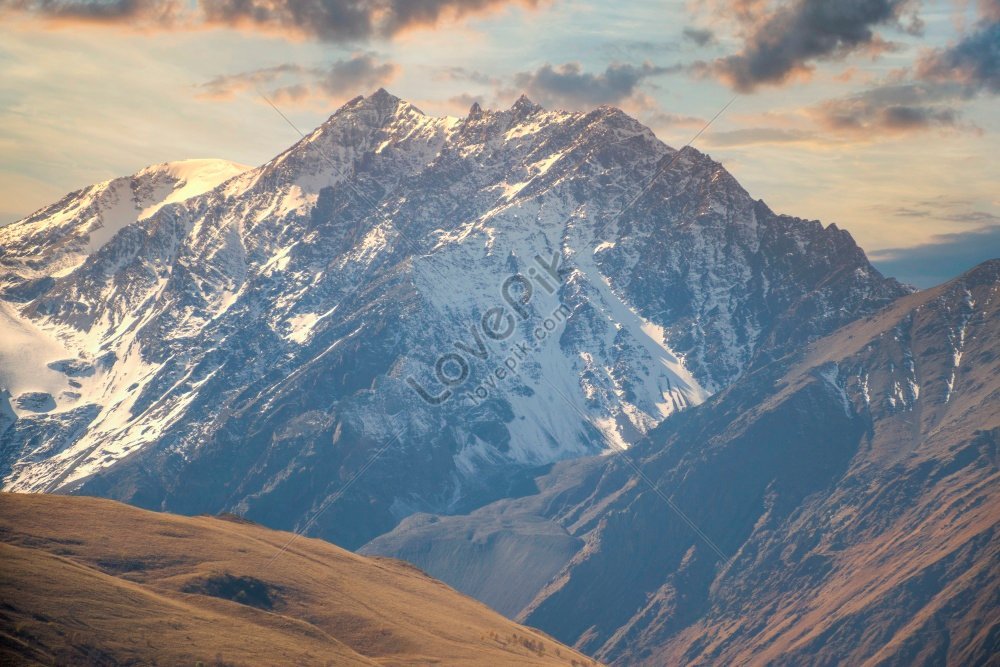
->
916, 19, 1000, 94
0, 0, 183, 24
198, 54, 399, 105
809, 82, 969, 135
804, 5, 999, 138
511, 62, 683, 109
0, 0, 542, 40
703, 0, 919, 92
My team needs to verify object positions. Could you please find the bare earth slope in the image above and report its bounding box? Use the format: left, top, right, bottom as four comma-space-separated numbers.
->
0, 493, 595, 667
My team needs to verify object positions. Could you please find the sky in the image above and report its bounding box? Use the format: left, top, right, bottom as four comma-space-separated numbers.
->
1, 0, 998, 287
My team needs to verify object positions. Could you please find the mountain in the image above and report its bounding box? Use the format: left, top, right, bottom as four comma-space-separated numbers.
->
0, 89, 905, 549
364, 260, 1000, 665
0, 492, 594, 666
0, 157, 249, 467
0, 159, 249, 284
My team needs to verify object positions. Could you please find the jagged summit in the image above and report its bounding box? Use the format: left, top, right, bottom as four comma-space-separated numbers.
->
324, 88, 423, 127
361, 86, 428, 114
368, 86, 397, 102
343, 87, 402, 109
511, 93, 543, 114
348, 89, 546, 122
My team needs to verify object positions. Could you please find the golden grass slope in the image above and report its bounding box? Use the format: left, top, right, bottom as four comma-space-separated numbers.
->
0, 493, 598, 666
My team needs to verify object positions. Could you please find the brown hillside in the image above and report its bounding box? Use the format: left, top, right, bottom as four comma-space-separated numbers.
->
0, 493, 597, 666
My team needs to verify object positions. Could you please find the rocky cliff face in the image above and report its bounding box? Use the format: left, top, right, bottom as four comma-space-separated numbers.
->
1, 89, 904, 548
365, 260, 1000, 665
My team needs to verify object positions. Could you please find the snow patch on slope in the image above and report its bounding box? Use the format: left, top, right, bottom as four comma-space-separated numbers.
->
569, 229, 708, 418
0, 303, 72, 417
137, 159, 249, 220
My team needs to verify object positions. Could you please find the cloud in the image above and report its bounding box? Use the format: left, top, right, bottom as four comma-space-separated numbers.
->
682, 26, 715, 46
199, 0, 377, 41
0, 0, 540, 40
704, 0, 917, 91
871, 197, 1000, 224
375, 0, 540, 35
198, 54, 399, 104
435, 66, 502, 86
980, 0, 1000, 22
704, 126, 819, 147
511, 62, 681, 108
637, 110, 708, 139
439, 60, 689, 116
643, 110, 706, 128
797, 5, 998, 138
310, 53, 399, 94
447, 92, 486, 110
199, 63, 300, 100
700, 77, 983, 145
0, 0, 182, 23
916, 18, 1000, 94
809, 81, 972, 135
869, 225, 1000, 287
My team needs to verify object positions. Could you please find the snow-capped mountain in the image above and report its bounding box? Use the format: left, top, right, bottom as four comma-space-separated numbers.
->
0, 90, 904, 547
1, 159, 249, 284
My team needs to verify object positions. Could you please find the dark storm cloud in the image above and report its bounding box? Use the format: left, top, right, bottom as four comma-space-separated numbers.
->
198, 54, 398, 102
870, 225, 1000, 288
708, 0, 916, 91
512, 62, 681, 108
0, 0, 540, 40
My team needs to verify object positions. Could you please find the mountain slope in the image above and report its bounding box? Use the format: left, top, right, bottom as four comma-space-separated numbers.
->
0, 159, 249, 421
0, 90, 904, 548
365, 260, 1000, 665
0, 492, 595, 666
0, 159, 249, 285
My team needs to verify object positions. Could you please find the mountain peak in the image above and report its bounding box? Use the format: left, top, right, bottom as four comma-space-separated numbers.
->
368, 87, 400, 105
511, 93, 542, 115
336, 88, 411, 116
954, 257, 1000, 288
315, 88, 425, 139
